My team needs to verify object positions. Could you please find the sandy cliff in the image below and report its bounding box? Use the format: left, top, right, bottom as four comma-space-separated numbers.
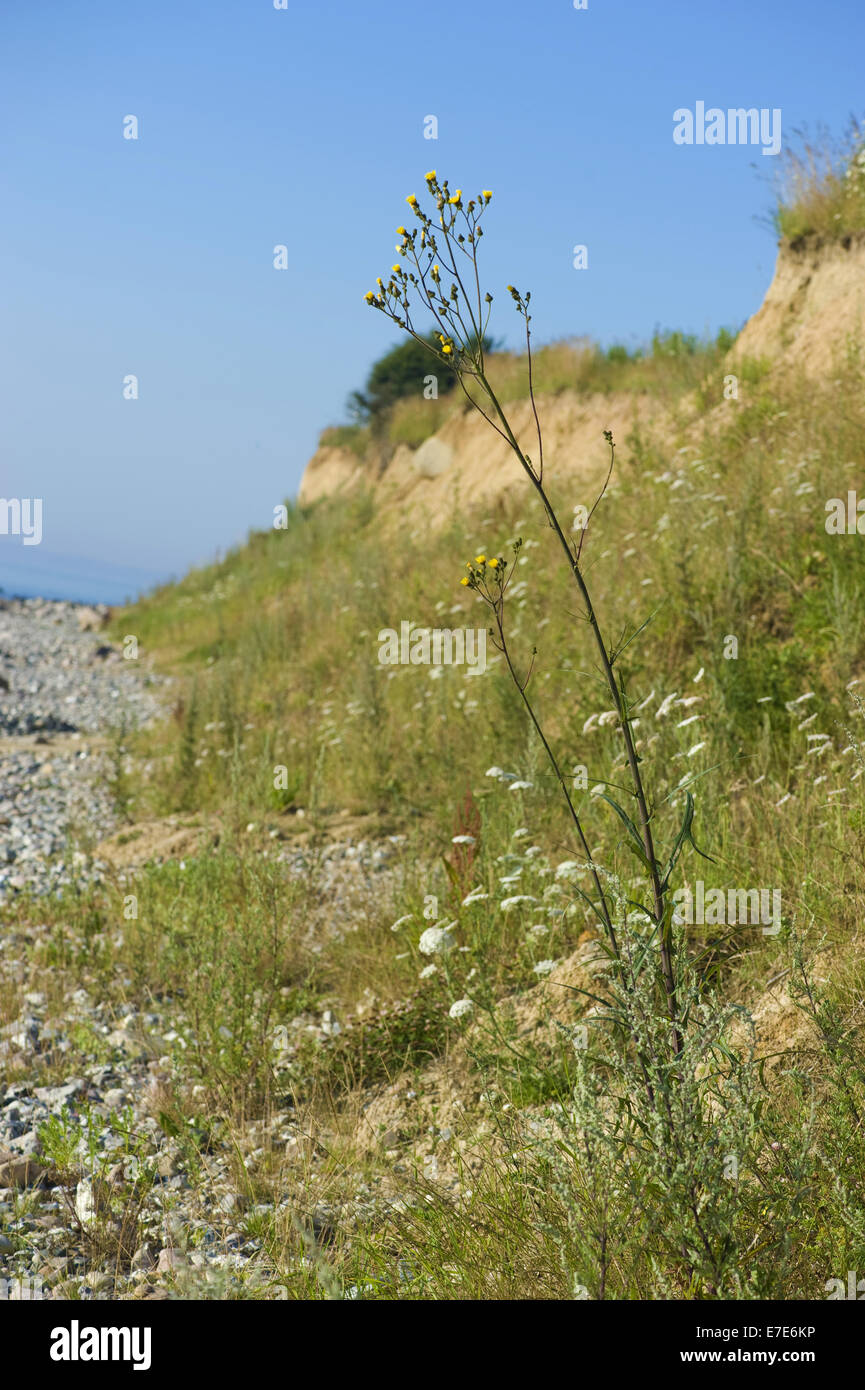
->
299, 233, 865, 522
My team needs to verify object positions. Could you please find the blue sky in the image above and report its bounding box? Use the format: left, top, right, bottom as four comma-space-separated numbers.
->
1, 0, 862, 600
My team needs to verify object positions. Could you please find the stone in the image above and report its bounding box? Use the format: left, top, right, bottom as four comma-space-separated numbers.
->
156, 1247, 183, 1273
216, 1192, 246, 1215
33, 1078, 86, 1108
75, 605, 109, 632
412, 437, 453, 479
156, 1152, 181, 1180
0, 1151, 46, 1188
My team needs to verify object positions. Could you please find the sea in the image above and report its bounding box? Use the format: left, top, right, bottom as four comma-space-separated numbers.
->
0, 550, 170, 607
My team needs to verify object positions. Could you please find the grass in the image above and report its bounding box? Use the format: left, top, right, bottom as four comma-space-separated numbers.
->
4, 318, 865, 1299
774, 120, 865, 243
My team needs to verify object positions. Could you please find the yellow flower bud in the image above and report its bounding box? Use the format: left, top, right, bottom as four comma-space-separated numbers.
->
460, 576, 469, 586
406, 194, 418, 206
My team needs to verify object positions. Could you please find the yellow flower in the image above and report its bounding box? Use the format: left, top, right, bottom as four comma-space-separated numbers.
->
392, 264, 400, 273
406, 194, 418, 206
396, 225, 407, 235
363, 291, 375, 302
425, 170, 436, 181
482, 190, 493, 200
475, 554, 486, 564
489, 557, 499, 568
448, 189, 462, 204
442, 344, 453, 355
460, 576, 469, 586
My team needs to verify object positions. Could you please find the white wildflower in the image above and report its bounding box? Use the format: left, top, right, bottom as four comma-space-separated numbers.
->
555, 861, 583, 881
462, 890, 489, 905
419, 925, 456, 956
533, 960, 558, 977
448, 999, 474, 1020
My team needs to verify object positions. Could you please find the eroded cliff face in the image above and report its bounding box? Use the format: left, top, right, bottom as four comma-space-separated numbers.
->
732, 232, 865, 373
299, 233, 865, 524
299, 389, 676, 525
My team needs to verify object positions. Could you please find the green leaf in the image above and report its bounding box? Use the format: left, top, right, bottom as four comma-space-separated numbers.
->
599, 793, 654, 871
157, 1110, 181, 1139
660, 791, 716, 892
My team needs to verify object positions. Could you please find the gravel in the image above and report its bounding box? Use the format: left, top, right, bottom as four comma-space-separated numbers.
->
0, 597, 164, 902
0, 597, 400, 1299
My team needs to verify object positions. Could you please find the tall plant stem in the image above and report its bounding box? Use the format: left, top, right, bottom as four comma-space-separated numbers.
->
477, 376, 683, 1056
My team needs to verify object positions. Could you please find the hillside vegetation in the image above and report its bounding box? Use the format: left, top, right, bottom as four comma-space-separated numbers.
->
5, 144, 865, 1300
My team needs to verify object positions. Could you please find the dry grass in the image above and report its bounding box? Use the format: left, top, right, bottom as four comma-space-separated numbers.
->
774, 120, 865, 242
